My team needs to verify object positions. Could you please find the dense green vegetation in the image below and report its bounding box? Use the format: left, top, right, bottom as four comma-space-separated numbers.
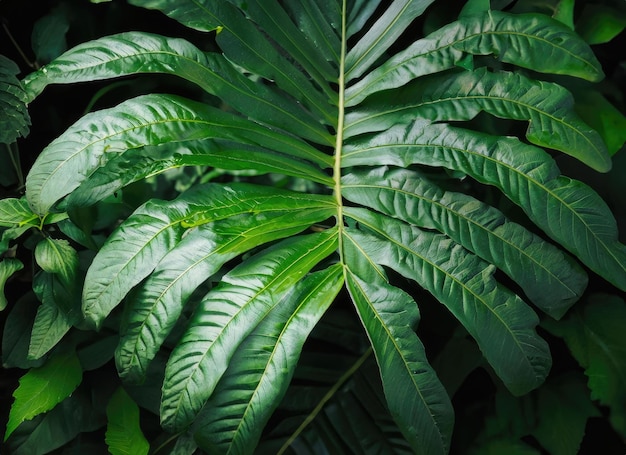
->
1, 0, 625, 453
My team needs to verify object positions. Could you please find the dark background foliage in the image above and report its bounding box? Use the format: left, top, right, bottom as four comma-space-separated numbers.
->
1, 0, 625, 453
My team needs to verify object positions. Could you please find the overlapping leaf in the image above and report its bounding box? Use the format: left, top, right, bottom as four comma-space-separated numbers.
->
16, 1, 624, 453
160, 229, 338, 431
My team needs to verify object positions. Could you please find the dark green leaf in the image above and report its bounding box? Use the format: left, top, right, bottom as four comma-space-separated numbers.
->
346, 10, 603, 106
342, 120, 626, 290
160, 229, 338, 431
129, 0, 335, 122
0, 258, 24, 311
344, 208, 551, 395
25, 93, 331, 215
0, 55, 30, 145
82, 183, 334, 328
344, 68, 611, 172
116, 208, 334, 383
23, 32, 332, 143
342, 167, 587, 317
544, 294, 626, 435
193, 264, 343, 454
343, 255, 453, 455
344, 0, 436, 80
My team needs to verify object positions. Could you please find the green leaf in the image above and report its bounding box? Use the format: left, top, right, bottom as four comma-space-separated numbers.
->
23, 32, 332, 144
0, 55, 30, 145
2, 293, 44, 369
34, 238, 79, 288
82, 183, 334, 328
345, 68, 611, 172
0, 198, 39, 228
576, 4, 626, 45
129, 0, 336, 122
344, 208, 551, 395
29, 273, 75, 360
31, 6, 69, 64
346, 10, 603, 106
4, 388, 105, 455
343, 255, 453, 455
0, 259, 24, 311
341, 120, 626, 290
193, 264, 344, 454
543, 294, 626, 435
344, 0, 436, 80
532, 374, 600, 455
5, 349, 83, 441
575, 90, 626, 156
25, 93, 331, 215
160, 229, 338, 431
105, 387, 150, 455
116, 207, 334, 383
342, 167, 587, 317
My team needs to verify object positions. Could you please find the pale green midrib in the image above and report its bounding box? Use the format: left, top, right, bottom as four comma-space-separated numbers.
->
334, 0, 348, 261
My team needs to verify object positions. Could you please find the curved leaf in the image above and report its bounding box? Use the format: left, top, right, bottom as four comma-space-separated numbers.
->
344, 0, 436, 80
0, 55, 30, 145
129, 0, 335, 122
193, 264, 343, 454
343, 251, 453, 455
116, 208, 334, 383
344, 68, 611, 172
160, 229, 338, 432
22, 32, 331, 144
25, 93, 330, 215
346, 10, 604, 106
0, 198, 39, 228
341, 120, 626, 290
342, 167, 587, 317
82, 183, 335, 329
344, 207, 551, 395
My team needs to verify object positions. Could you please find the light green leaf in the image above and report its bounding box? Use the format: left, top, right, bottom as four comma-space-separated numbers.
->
346, 10, 603, 106
344, 208, 551, 395
193, 264, 343, 454
0, 55, 30, 145
344, 0, 436, 80
345, 68, 611, 172
116, 207, 334, 383
0, 198, 39, 228
346, 0, 383, 37
0, 259, 24, 311
5, 349, 83, 441
34, 238, 79, 287
343, 256, 453, 455
105, 387, 150, 455
23, 32, 332, 143
160, 229, 338, 431
25, 93, 330, 215
552, 0, 575, 29
342, 120, 626, 290
83, 182, 334, 329
342, 167, 587, 317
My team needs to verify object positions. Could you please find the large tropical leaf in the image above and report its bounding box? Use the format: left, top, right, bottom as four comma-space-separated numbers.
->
18, 0, 625, 453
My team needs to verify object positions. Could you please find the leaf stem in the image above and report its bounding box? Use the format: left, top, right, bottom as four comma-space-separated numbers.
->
333, 0, 348, 259
276, 347, 373, 455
